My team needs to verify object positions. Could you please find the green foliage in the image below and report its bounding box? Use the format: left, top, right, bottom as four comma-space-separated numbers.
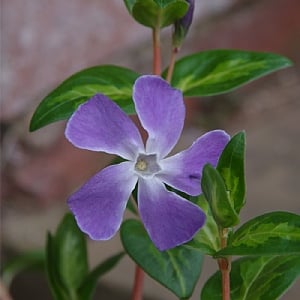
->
121, 219, 203, 299
78, 253, 125, 300
29, 65, 139, 131
217, 212, 300, 256
2, 250, 45, 287
188, 133, 246, 253
185, 195, 220, 256
217, 131, 246, 214
25, 0, 300, 298
201, 255, 300, 300
201, 164, 240, 228
124, 0, 188, 28
46, 213, 89, 300
46, 213, 124, 300
167, 50, 292, 96
124, 0, 136, 12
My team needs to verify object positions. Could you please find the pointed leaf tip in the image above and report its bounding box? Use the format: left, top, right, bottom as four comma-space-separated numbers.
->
167, 50, 293, 96
30, 65, 139, 131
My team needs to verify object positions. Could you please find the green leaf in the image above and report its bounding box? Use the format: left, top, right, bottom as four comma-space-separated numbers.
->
78, 252, 125, 300
201, 255, 300, 300
217, 211, 300, 256
46, 233, 70, 300
30, 65, 139, 131
184, 195, 220, 256
131, 0, 188, 28
124, 0, 136, 13
46, 213, 89, 300
2, 250, 45, 287
217, 131, 246, 214
201, 164, 240, 228
121, 219, 203, 299
55, 213, 89, 290
168, 50, 292, 96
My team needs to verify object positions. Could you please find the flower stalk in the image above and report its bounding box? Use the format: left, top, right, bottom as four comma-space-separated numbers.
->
152, 26, 161, 75
166, 47, 178, 83
168, 0, 195, 83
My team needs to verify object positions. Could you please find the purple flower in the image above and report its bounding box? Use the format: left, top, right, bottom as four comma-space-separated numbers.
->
65, 75, 229, 250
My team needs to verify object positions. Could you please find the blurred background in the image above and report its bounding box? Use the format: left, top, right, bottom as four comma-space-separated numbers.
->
1, 0, 300, 299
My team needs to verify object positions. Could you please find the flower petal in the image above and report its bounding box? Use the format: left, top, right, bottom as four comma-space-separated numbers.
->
65, 94, 144, 160
158, 130, 230, 196
68, 162, 137, 240
133, 75, 185, 158
138, 178, 205, 251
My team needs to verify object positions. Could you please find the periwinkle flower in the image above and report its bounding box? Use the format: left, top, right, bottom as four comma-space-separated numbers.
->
65, 75, 229, 250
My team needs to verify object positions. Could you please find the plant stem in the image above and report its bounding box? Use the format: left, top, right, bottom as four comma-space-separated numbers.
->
166, 47, 179, 83
130, 194, 139, 213
131, 265, 145, 300
0, 280, 13, 300
217, 228, 231, 300
152, 27, 161, 75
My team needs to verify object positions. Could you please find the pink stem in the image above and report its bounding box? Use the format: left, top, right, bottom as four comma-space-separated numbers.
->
131, 265, 145, 300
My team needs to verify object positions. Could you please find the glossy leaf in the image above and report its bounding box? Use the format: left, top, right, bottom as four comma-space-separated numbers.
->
168, 50, 292, 96
78, 252, 125, 300
130, 0, 188, 28
217, 211, 300, 256
201, 255, 300, 300
201, 164, 240, 228
185, 195, 220, 256
30, 65, 139, 131
46, 213, 88, 300
2, 250, 45, 287
121, 219, 203, 299
217, 131, 246, 214
46, 233, 70, 300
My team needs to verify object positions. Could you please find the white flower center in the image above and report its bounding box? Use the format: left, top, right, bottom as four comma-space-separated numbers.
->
134, 154, 161, 177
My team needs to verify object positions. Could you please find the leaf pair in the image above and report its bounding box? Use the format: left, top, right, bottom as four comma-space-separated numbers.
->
30, 50, 292, 132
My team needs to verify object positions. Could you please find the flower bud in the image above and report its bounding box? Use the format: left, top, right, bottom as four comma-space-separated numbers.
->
172, 0, 195, 49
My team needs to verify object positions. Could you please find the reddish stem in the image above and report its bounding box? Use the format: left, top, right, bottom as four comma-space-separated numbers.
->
218, 258, 231, 300
166, 47, 179, 83
131, 265, 145, 300
152, 27, 161, 75
218, 228, 231, 300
